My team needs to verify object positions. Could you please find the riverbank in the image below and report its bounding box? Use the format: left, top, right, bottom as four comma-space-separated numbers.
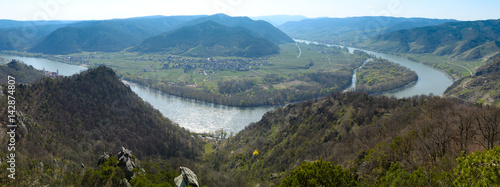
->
347, 45, 480, 81
120, 69, 355, 107
355, 58, 419, 94
295, 39, 454, 98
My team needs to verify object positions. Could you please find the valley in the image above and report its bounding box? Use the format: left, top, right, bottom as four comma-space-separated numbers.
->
0, 41, 451, 134
3, 42, 366, 107
1, 8, 500, 187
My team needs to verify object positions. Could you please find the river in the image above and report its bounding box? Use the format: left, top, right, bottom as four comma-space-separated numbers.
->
0, 45, 453, 133
295, 39, 454, 97
0, 55, 273, 134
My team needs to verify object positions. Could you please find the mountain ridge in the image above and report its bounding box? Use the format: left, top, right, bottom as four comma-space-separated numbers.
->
180, 14, 294, 44
278, 16, 456, 44
133, 20, 280, 57
362, 19, 500, 61
27, 16, 203, 54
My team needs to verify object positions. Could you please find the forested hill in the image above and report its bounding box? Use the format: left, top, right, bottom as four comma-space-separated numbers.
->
278, 16, 455, 43
0, 60, 45, 84
133, 21, 280, 57
28, 16, 202, 54
208, 92, 500, 186
362, 19, 500, 61
0, 20, 77, 51
0, 23, 72, 51
0, 66, 203, 185
445, 55, 500, 105
181, 14, 294, 44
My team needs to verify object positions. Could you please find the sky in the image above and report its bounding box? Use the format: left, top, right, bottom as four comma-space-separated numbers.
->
0, 0, 498, 21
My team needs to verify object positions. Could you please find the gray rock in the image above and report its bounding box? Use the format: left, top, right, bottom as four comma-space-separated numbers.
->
117, 146, 142, 179
175, 167, 199, 187
174, 175, 186, 187
269, 172, 283, 180
119, 178, 132, 187
97, 152, 110, 166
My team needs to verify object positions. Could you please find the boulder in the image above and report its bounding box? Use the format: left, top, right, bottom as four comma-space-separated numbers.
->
174, 167, 199, 187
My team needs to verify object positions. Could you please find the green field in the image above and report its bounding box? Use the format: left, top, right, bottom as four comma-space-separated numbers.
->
395, 53, 486, 79
49, 43, 359, 86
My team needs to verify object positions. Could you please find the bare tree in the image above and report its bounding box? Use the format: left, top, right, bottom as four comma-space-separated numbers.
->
474, 106, 500, 150
453, 105, 477, 155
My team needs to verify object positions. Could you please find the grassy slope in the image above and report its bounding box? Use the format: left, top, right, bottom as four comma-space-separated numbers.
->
445, 55, 500, 105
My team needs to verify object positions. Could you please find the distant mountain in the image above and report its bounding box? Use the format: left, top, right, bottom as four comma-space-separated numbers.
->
0, 59, 45, 84
362, 19, 500, 61
445, 55, 500, 105
250, 15, 308, 26
28, 16, 202, 54
0, 19, 77, 29
0, 23, 74, 51
133, 20, 280, 57
278, 16, 456, 43
181, 14, 294, 44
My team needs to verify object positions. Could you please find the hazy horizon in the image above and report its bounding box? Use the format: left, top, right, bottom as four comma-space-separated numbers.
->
0, 0, 498, 22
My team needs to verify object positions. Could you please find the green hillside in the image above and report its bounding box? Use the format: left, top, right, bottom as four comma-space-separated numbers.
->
133, 20, 280, 57
28, 16, 201, 54
0, 66, 203, 185
0, 20, 76, 51
0, 59, 45, 84
363, 19, 500, 61
0, 20, 76, 29
445, 55, 500, 105
278, 16, 455, 44
183, 14, 294, 44
206, 92, 500, 186
0, 24, 72, 51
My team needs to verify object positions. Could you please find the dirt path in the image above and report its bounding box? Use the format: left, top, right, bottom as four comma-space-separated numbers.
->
296, 42, 302, 58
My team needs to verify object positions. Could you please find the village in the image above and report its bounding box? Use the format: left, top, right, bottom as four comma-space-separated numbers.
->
141, 55, 275, 73
41, 69, 63, 78
52, 54, 275, 73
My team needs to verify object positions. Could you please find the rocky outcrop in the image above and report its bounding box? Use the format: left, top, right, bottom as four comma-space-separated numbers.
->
96, 147, 144, 179
97, 152, 110, 166
174, 167, 199, 187
119, 178, 132, 187
117, 146, 144, 179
